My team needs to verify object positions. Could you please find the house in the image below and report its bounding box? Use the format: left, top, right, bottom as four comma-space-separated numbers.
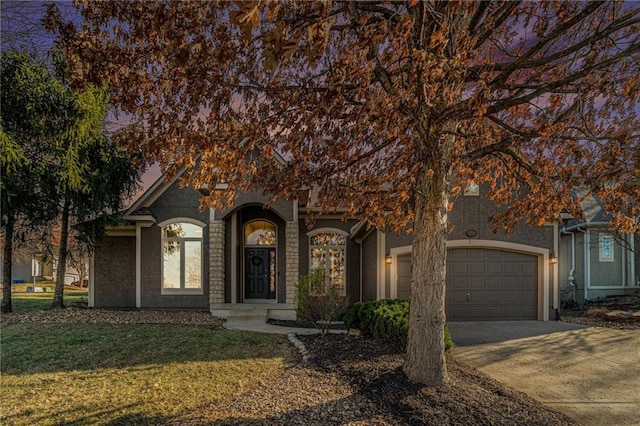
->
0, 245, 53, 285
90, 166, 593, 321
558, 194, 639, 306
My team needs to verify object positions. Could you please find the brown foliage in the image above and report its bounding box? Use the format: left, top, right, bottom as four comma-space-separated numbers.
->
46, 0, 640, 233
46, 0, 640, 384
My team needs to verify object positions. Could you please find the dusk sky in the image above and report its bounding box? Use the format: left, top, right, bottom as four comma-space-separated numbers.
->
1, 0, 162, 203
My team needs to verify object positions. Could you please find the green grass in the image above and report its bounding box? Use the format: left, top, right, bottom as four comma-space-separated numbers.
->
1, 286, 88, 312
0, 323, 291, 425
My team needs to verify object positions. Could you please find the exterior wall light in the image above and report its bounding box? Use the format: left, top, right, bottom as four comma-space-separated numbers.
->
550, 251, 558, 264
385, 252, 392, 264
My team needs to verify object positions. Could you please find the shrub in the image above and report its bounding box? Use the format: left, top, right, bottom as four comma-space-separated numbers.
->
296, 268, 349, 334
344, 299, 452, 352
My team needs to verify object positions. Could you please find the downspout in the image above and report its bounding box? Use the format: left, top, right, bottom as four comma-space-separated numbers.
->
359, 241, 363, 303
561, 226, 579, 305
583, 228, 589, 303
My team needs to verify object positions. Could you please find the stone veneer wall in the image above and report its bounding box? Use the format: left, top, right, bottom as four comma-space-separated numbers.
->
285, 221, 299, 304
209, 220, 225, 304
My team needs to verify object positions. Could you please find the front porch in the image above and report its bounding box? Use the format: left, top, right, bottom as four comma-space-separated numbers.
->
210, 302, 298, 321
208, 202, 300, 321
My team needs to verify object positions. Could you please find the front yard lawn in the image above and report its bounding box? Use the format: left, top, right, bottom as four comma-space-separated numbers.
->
1, 308, 577, 425
1, 286, 88, 312
1, 323, 290, 425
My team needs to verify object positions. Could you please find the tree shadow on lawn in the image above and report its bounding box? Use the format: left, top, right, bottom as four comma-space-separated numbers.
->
4, 402, 152, 426
0, 323, 291, 375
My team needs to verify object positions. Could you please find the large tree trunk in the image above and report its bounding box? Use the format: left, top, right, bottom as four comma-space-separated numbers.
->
403, 146, 452, 386
51, 196, 71, 309
2, 216, 15, 313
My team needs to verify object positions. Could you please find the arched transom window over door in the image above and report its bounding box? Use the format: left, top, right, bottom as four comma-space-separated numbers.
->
244, 220, 277, 246
309, 231, 347, 296
161, 222, 203, 294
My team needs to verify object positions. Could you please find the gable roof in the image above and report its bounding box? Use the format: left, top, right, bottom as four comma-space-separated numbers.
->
125, 149, 290, 222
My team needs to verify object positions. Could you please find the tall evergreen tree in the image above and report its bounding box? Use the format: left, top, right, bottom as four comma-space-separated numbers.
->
1, 51, 68, 313
1, 51, 141, 312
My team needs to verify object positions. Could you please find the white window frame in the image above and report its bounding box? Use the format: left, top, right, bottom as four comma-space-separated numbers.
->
599, 234, 614, 262
307, 228, 348, 296
159, 219, 205, 295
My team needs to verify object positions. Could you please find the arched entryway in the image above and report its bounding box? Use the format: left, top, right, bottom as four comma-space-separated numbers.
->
244, 220, 277, 299
226, 204, 287, 303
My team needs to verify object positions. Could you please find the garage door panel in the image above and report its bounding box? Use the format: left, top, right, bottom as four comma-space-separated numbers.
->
469, 263, 486, 274
486, 307, 504, 317
520, 262, 537, 275
397, 249, 538, 321
485, 292, 504, 303
445, 248, 538, 321
469, 279, 487, 289
503, 263, 521, 275
468, 292, 485, 304
486, 278, 503, 289
449, 277, 468, 290
467, 308, 487, 319
486, 263, 503, 274
520, 307, 537, 318
449, 291, 469, 303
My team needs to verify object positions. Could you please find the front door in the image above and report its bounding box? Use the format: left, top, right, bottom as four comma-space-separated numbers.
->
245, 247, 275, 299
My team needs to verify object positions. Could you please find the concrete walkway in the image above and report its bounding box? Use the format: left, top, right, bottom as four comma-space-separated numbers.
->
223, 318, 321, 334
223, 318, 348, 335
448, 321, 640, 426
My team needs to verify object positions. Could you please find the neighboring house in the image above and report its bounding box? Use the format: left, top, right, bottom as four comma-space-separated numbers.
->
0, 239, 87, 286
90, 169, 568, 322
0, 246, 53, 284
559, 195, 639, 306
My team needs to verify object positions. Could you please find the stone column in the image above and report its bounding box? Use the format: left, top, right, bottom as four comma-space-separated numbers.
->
209, 220, 225, 304
285, 221, 299, 304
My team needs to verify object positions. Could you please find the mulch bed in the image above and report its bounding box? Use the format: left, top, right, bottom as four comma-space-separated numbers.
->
292, 334, 577, 426
0, 308, 225, 328
560, 295, 640, 330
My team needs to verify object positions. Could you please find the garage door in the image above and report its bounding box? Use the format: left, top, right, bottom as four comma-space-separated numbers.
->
396, 248, 538, 321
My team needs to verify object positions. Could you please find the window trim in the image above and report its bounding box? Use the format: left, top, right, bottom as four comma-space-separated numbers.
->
307, 228, 348, 296
160, 220, 204, 295
599, 234, 614, 263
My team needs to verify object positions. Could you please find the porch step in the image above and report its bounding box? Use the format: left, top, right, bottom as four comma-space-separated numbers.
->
227, 307, 269, 321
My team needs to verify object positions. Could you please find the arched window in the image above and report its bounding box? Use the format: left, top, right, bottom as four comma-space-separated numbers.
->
244, 220, 277, 246
309, 230, 347, 295
161, 221, 203, 294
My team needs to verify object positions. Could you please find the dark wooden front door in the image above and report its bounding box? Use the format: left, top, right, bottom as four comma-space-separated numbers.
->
245, 248, 274, 299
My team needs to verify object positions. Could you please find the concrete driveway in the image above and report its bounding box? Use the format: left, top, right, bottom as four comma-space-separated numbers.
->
448, 321, 640, 426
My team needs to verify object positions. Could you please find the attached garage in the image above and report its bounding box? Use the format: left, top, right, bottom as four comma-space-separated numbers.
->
394, 244, 544, 321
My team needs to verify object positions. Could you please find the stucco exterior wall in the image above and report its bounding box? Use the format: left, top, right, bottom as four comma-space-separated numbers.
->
93, 236, 136, 308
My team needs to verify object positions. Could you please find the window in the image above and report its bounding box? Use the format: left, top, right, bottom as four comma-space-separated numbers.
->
464, 181, 479, 196
599, 234, 614, 262
309, 231, 347, 295
162, 222, 203, 294
244, 220, 276, 246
